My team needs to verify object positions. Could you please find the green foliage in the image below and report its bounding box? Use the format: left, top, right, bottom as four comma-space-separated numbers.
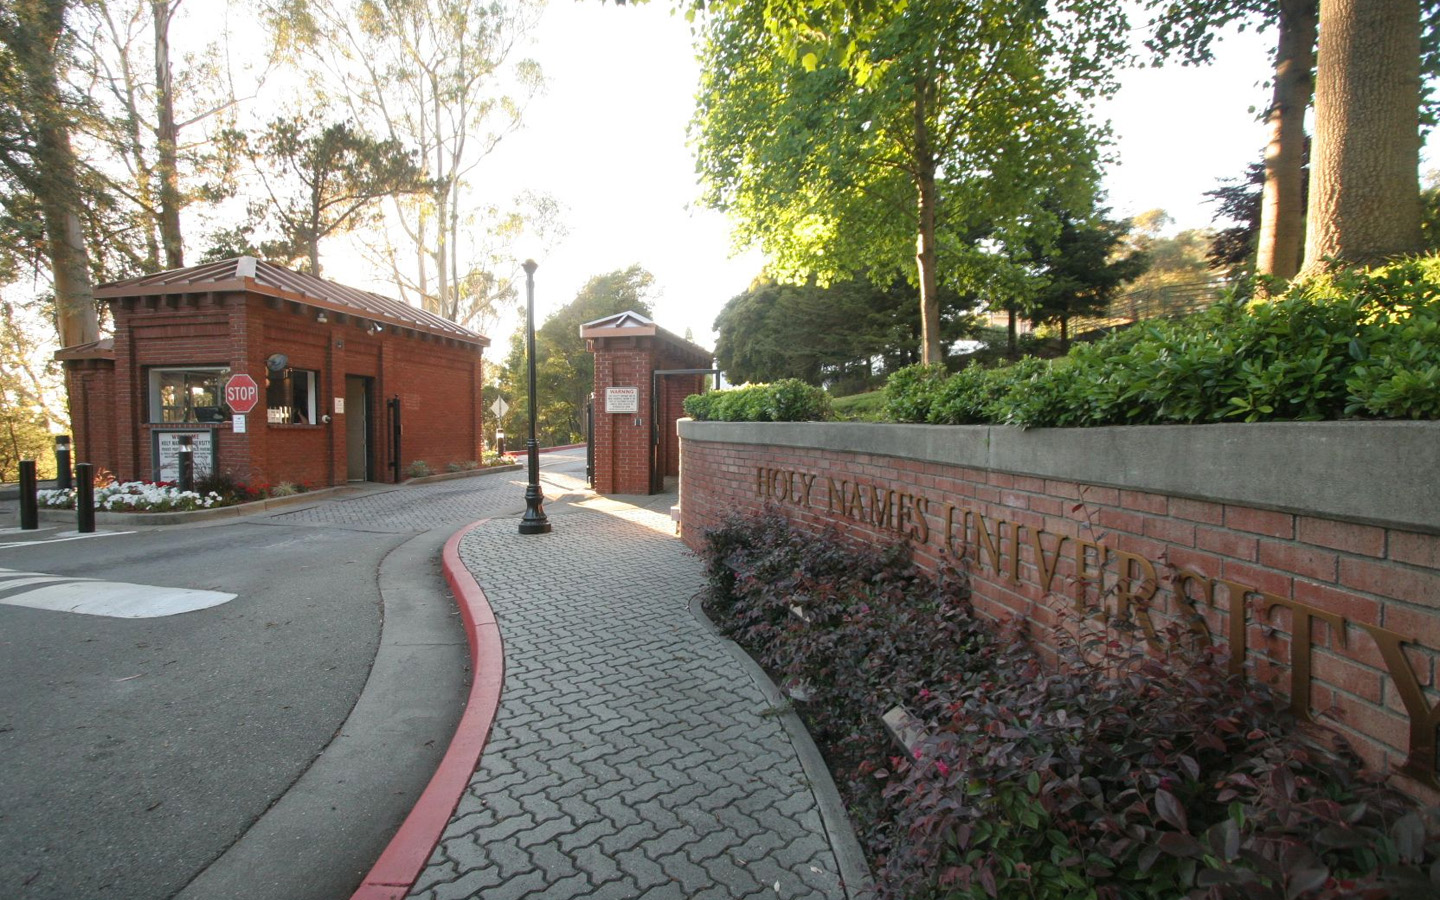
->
713, 276, 978, 386
831, 390, 887, 421
222, 114, 425, 275
884, 257, 1440, 426
683, 379, 831, 422
700, 511, 1440, 900
693, 0, 1126, 359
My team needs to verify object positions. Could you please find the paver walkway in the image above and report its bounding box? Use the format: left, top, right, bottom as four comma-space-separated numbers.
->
407, 488, 860, 900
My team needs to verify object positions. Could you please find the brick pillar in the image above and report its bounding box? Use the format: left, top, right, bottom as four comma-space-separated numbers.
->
591, 341, 655, 494
582, 311, 714, 497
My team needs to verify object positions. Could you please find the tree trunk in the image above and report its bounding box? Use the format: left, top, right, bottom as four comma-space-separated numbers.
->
22, 0, 100, 348
913, 84, 942, 365
1256, 0, 1316, 281
1302, 0, 1422, 272
153, 0, 184, 268
1007, 309, 1018, 359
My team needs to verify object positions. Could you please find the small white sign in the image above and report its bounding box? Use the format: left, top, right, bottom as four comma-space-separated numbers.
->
606, 386, 640, 414
334, 397, 345, 415
233, 414, 247, 434
491, 397, 510, 418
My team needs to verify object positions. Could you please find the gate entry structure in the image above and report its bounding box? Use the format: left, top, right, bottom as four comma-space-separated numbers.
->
581, 311, 713, 495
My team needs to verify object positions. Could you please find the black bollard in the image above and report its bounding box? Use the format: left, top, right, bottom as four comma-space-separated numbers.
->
76, 463, 95, 534
496, 430, 506, 455
54, 435, 72, 490
19, 459, 38, 530
177, 435, 194, 492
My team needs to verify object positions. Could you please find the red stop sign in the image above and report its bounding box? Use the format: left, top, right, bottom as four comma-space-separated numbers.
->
225, 373, 260, 414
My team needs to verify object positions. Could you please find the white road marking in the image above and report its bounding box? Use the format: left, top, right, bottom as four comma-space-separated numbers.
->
0, 531, 134, 550
0, 567, 235, 618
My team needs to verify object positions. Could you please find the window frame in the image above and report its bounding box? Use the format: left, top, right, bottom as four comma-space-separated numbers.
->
266, 367, 319, 425
147, 366, 231, 424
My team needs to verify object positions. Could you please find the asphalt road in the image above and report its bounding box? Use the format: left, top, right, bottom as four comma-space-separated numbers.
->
0, 516, 400, 899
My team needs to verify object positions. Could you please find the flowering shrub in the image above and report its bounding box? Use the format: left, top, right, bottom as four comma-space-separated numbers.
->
36, 473, 311, 512
482, 449, 518, 467
37, 481, 222, 512
700, 511, 1440, 900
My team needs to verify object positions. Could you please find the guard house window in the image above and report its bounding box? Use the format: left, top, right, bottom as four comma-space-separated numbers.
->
267, 368, 318, 424
149, 367, 230, 423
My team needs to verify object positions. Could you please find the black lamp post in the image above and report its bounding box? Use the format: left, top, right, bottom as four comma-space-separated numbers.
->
518, 258, 551, 535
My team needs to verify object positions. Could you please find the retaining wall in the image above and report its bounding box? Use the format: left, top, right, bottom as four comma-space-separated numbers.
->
677, 420, 1440, 799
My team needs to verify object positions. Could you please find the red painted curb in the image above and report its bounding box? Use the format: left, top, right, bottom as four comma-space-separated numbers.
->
536, 443, 584, 454
350, 520, 504, 900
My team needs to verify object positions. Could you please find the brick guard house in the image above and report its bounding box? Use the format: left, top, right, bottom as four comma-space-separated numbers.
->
57, 257, 489, 488
581, 311, 712, 495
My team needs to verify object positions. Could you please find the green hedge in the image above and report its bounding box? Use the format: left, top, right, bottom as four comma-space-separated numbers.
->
683, 378, 833, 422
884, 257, 1440, 427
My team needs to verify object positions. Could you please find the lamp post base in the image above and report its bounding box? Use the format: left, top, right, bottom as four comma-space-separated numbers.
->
518, 439, 551, 535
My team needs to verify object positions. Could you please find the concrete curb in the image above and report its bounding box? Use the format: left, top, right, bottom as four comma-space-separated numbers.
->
687, 592, 877, 900
402, 463, 522, 486
350, 520, 506, 900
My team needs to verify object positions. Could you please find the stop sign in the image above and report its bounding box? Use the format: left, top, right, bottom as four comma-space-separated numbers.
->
224, 373, 260, 414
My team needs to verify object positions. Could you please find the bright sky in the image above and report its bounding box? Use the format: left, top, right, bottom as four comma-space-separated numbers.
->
483, 2, 1283, 352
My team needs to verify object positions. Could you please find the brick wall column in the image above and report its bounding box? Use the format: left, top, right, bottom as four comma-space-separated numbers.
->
590, 339, 655, 495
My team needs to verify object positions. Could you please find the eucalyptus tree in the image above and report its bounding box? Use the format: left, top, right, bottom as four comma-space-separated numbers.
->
693, 0, 1128, 365
263, 0, 545, 324
0, 0, 99, 348
1146, 1, 1315, 281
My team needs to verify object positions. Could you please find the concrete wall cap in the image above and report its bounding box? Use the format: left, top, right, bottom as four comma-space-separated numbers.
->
678, 419, 1440, 534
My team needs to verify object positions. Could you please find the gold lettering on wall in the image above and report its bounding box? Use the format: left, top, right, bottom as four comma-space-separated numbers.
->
751, 464, 1439, 789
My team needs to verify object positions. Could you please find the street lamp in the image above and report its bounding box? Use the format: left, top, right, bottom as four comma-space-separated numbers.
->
518, 258, 551, 535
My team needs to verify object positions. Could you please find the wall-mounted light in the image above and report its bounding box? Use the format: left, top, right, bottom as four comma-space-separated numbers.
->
367, 321, 383, 334
316, 310, 328, 324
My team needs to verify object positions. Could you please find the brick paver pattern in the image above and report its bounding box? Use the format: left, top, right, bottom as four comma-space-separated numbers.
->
269, 456, 592, 533
408, 503, 847, 900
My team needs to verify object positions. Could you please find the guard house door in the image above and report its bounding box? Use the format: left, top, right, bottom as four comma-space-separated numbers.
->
345, 376, 371, 481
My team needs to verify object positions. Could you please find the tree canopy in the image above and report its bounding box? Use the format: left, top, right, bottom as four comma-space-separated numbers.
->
498, 265, 657, 446
713, 276, 979, 391
693, 0, 1128, 365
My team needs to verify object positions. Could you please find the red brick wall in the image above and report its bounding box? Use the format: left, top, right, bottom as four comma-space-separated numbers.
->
64, 359, 117, 475
679, 433, 1440, 801
591, 342, 655, 494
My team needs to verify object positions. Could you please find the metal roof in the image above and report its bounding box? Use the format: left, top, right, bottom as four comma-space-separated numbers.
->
95, 257, 488, 347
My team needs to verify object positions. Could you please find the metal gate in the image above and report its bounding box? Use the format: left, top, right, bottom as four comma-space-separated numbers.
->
585, 394, 595, 488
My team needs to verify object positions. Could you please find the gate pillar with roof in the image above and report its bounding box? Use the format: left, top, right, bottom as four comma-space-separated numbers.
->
581, 311, 712, 495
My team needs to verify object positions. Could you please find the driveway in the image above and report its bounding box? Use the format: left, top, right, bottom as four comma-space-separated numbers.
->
0, 453, 586, 899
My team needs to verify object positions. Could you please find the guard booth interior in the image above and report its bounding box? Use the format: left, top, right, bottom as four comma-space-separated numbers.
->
581, 311, 712, 495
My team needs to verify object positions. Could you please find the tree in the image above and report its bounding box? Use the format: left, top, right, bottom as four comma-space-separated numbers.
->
0, 0, 100, 348
263, 0, 545, 322
1302, 0, 1424, 271
1026, 210, 1149, 346
694, 0, 1127, 365
0, 301, 65, 481
229, 114, 424, 275
499, 265, 656, 445
1146, 1, 1317, 281
713, 276, 977, 388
